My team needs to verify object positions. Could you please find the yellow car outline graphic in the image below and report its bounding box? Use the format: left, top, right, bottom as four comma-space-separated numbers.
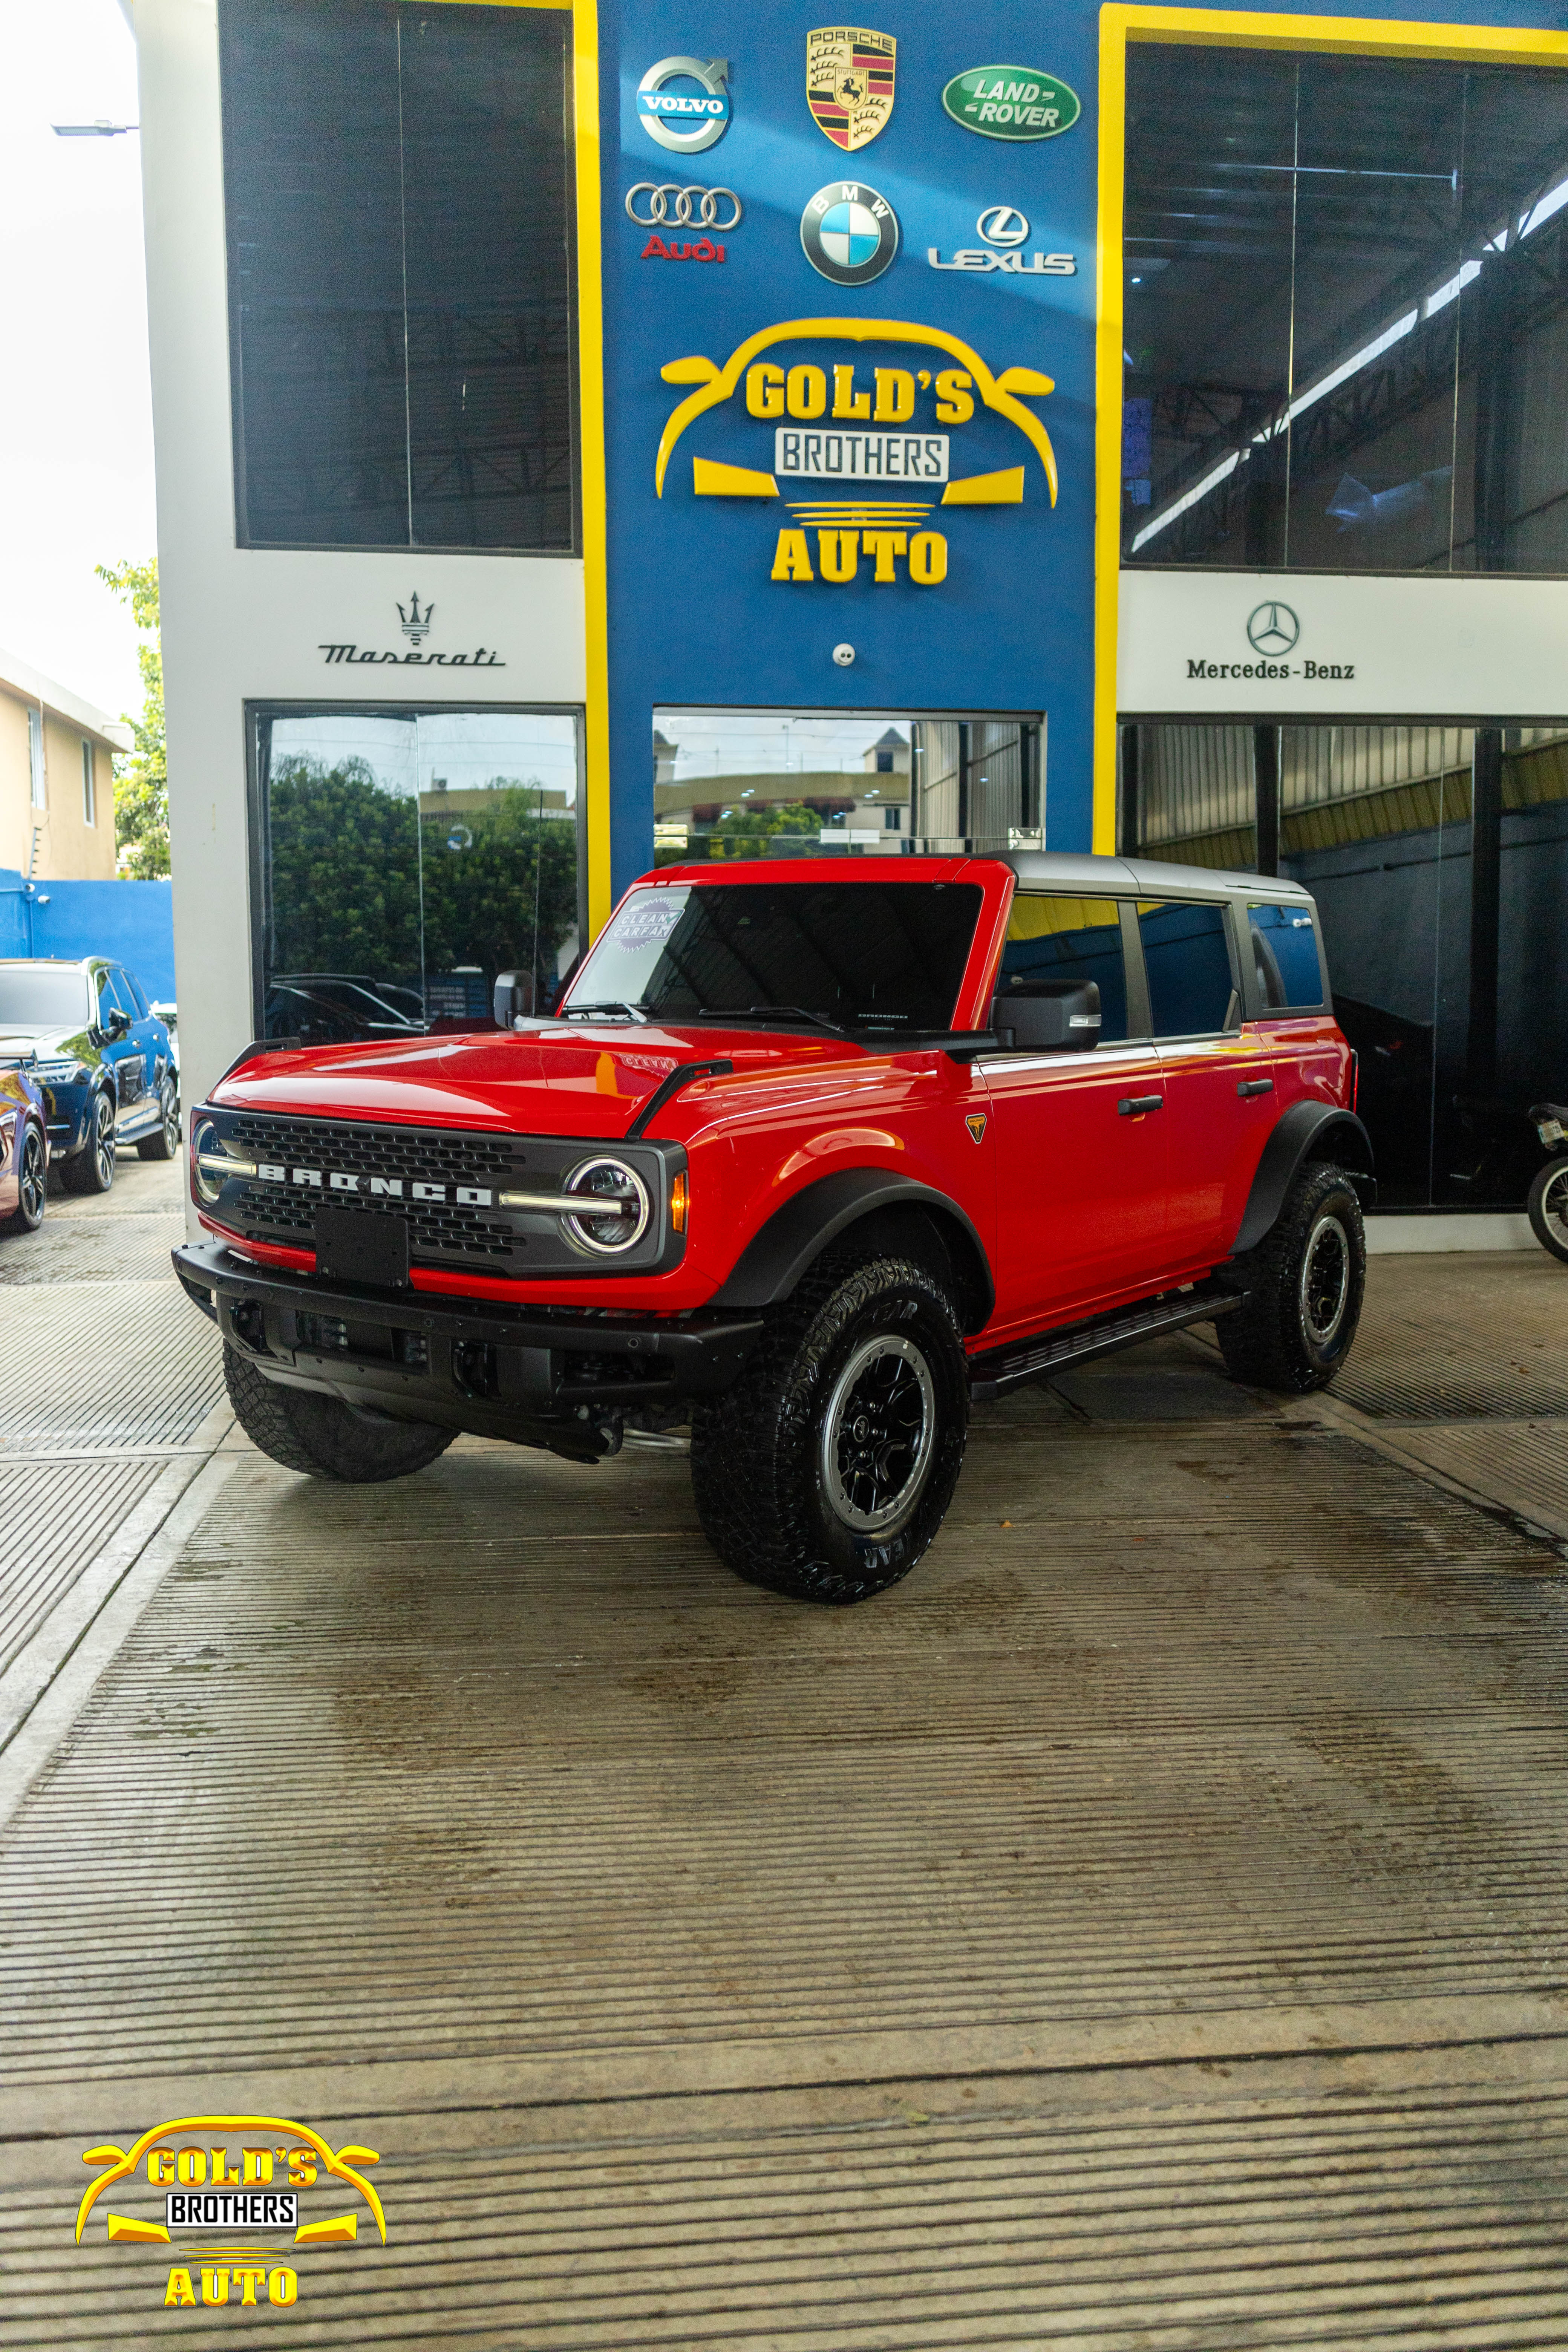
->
76, 2113, 386, 2248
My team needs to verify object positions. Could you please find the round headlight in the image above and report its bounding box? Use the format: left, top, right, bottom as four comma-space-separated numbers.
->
562, 1156, 652, 1255
192, 1117, 224, 1206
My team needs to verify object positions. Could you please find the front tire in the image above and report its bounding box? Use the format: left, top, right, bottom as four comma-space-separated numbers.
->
62, 1091, 116, 1195
224, 1344, 456, 1482
1, 1125, 46, 1234
1528, 1158, 1568, 1265
137, 1076, 181, 1162
691, 1251, 969, 1604
1217, 1161, 1366, 1393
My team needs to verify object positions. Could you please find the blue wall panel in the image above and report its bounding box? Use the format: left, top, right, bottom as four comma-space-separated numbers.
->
0, 872, 176, 1001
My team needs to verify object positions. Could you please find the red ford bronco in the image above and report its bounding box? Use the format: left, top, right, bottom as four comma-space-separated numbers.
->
174, 853, 1373, 1603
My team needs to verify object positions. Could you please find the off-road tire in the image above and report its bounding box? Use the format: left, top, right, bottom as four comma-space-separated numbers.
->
224, 1344, 456, 1482
62, 1091, 116, 1194
138, 1075, 181, 1162
1217, 1160, 1366, 1393
1, 1125, 46, 1234
690, 1250, 969, 1604
1527, 1158, 1568, 1265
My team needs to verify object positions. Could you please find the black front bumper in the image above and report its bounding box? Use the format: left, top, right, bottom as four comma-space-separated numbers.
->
174, 1240, 763, 1457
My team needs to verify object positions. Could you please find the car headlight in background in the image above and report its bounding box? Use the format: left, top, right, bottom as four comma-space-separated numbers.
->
559, 1157, 652, 1255
29, 1058, 88, 1085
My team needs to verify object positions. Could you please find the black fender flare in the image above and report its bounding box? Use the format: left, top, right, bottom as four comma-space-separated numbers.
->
1230, 1102, 1377, 1257
709, 1168, 996, 1331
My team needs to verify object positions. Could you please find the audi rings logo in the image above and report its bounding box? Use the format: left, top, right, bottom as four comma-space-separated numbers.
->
625, 184, 743, 230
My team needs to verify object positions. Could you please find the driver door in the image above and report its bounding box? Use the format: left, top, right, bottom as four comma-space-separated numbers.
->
980, 892, 1172, 1339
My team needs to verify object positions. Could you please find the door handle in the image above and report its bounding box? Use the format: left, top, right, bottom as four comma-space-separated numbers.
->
1118, 1093, 1164, 1116
1237, 1076, 1274, 1097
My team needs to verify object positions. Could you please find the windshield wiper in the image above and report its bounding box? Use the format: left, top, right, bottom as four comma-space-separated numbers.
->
740, 1004, 848, 1035
562, 1000, 650, 1024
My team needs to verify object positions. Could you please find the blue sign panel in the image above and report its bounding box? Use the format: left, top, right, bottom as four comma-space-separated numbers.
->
599, 3, 1096, 892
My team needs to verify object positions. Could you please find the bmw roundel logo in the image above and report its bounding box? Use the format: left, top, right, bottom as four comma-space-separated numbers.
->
1247, 600, 1299, 655
800, 179, 900, 285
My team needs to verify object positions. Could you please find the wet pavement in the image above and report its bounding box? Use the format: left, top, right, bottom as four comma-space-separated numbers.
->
2, 1163, 1566, 2345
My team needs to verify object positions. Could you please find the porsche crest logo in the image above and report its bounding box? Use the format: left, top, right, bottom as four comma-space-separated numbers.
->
807, 27, 895, 152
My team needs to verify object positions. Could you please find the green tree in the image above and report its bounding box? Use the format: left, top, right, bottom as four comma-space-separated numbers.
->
702, 801, 823, 859
95, 556, 168, 877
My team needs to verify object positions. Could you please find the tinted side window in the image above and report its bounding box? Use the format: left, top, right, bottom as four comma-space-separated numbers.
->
118, 969, 151, 1018
1000, 896, 1130, 1043
1138, 901, 1234, 1036
1248, 902, 1324, 1009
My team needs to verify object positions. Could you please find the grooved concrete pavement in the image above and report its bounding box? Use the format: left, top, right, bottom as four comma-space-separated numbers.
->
2, 1182, 1567, 2344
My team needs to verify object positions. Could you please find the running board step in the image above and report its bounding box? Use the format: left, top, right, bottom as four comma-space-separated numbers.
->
968, 1276, 1243, 1401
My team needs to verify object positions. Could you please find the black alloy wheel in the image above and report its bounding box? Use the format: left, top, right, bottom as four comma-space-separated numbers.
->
138, 1075, 182, 1162
1528, 1158, 1568, 1265
1, 1125, 47, 1234
62, 1091, 116, 1195
691, 1247, 969, 1603
1217, 1159, 1366, 1393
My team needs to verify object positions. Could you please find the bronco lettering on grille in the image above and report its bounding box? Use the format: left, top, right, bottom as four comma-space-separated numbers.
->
261, 1165, 496, 1210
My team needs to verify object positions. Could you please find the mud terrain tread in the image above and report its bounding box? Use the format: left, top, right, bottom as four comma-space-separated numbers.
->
691, 1250, 967, 1605
223, 1344, 455, 1482
1217, 1159, 1365, 1394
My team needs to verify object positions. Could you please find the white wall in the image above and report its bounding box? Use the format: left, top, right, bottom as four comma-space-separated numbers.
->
134, 0, 587, 1141
1119, 569, 1568, 719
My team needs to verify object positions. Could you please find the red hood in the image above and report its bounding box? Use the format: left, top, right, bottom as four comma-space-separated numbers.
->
211, 1021, 864, 1138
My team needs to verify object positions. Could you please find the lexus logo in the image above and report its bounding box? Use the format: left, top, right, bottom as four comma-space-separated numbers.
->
1247, 601, 1300, 655
977, 205, 1029, 247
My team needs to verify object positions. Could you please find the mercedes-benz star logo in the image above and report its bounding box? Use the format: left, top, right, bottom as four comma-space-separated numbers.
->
1246, 601, 1299, 655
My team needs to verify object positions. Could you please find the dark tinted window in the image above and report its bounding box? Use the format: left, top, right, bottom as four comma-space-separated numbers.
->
220, 0, 575, 551
568, 883, 984, 1032
1000, 895, 1130, 1043
118, 969, 151, 1018
1249, 903, 1324, 1009
1139, 902, 1235, 1035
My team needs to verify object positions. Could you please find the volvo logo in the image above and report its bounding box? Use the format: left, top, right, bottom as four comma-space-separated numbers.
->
635, 56, 731, 155
977, 205, 1029, 247
625, 183, 743, 229
1247, 600, 1300, 655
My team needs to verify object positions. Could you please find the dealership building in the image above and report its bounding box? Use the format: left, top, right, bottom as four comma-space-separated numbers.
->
132, 0, 1568, 1215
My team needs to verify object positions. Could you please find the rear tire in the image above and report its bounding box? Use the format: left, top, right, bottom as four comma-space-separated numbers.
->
1, 1125, 46, 1234
1528, 1158, 1568, 1265
62, 1092, 116, 1194
224, 1344, 456, 1482
1217, 1161, 1366, 1393
137, 1076, 181, 1161
691, 1250, 968, 1605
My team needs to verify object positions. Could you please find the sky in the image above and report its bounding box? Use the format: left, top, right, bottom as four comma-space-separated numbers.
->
0, 0, 153, 722
658, 712, 910, 780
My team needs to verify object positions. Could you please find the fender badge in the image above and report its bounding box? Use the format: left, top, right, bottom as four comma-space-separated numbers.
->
965, 1112, 988, 1144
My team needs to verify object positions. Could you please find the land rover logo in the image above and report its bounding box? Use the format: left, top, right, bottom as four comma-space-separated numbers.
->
1247, 601, 1300, 655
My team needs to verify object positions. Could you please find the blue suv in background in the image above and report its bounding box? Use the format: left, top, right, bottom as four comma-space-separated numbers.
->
0, 959, 179, 1194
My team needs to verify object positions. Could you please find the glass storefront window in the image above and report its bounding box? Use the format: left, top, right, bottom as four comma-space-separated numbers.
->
220, 0, 576, 552
1121, 718, 1568, 1207
1124, 44, 1568, 575
652, 709, 1043, 861
250, 707, 582, 1043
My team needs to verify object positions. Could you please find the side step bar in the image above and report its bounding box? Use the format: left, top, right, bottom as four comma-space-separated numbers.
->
968, 1275, 1243, 1401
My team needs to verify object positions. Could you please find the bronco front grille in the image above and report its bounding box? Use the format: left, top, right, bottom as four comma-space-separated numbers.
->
227, 1112, 531, 1269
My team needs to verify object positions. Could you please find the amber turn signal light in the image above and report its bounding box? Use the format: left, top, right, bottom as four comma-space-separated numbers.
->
670, 1172, 689, 1233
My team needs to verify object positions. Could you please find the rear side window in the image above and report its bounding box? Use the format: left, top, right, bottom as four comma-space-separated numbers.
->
119, 969, 151, 1018
1000, 895, 1129, 1042
1138, 901, 1234, 1037
1248, 902, 1324, 1010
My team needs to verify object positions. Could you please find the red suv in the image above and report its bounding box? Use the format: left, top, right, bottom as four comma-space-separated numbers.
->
175, 854, 1372, 1604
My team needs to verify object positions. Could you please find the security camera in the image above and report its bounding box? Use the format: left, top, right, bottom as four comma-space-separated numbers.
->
832, 642, 855, 668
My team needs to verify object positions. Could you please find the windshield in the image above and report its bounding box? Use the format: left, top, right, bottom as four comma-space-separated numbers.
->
0, 969, 90, 1029
564, 881, 983, 1031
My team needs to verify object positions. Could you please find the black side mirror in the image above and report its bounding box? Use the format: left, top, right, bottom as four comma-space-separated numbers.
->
989, 977, 1102, 1052
102, 1007, 131, 1041
492, 971, 537, 1026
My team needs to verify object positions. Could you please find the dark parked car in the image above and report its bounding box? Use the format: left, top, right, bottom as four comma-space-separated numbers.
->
0, 958, 179, 1194
0, 1052, 47, 1234
265, 975, 429, 1048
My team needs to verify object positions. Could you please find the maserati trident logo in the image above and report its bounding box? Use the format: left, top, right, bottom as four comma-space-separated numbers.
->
397, 592, 434, 645
1246, 600, 1299, 655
